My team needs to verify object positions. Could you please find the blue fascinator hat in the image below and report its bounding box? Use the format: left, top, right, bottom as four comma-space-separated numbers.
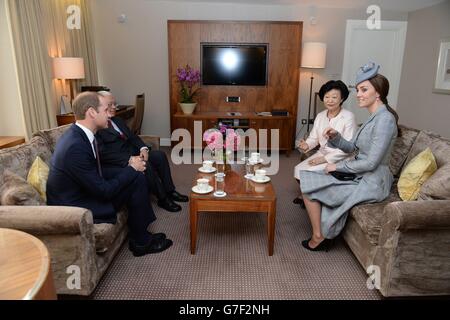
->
355, 61, 380, 86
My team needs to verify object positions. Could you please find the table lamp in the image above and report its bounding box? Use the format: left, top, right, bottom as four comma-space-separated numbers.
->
301, 42, 326, 133
53, 57, 85, 114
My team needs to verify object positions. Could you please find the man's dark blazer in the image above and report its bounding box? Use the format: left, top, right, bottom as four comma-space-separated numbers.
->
96, 117, 147, 168
46, 124, 139, 223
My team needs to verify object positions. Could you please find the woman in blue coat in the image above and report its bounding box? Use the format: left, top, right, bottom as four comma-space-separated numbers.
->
299, 62, 400, 251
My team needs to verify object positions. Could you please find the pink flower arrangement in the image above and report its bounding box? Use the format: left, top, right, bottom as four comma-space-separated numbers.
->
203, 129, 223, 151
203, 126, 241, 162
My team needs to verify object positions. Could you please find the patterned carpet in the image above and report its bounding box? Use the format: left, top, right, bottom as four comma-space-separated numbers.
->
91, 149, 382, 300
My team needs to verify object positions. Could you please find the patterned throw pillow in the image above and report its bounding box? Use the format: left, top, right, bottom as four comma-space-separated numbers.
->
27, 156, 49, 201
0, 170, 45, 205
398, 148, 437, 201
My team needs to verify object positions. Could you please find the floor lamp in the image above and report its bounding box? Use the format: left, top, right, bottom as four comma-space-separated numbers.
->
301, 42, 327, 133
52, 57, 85, 114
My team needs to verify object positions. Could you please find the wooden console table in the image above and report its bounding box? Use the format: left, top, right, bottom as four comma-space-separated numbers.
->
0, 136, 25, 149
56, 105, 136, 126
0, 228, 57, 300
173, 111, 294, 155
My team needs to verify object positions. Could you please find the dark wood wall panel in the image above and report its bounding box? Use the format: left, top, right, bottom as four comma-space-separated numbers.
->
168, 20, 302, 152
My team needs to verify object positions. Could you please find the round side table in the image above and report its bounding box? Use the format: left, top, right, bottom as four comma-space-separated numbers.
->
0, 228, 57, 300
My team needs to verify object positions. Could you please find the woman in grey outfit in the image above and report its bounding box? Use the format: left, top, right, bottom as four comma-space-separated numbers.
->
299, 62, 400, 251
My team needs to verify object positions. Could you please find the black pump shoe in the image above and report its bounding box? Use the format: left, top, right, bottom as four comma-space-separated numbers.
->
293, 197, 306, 208
302, 238, 333, 252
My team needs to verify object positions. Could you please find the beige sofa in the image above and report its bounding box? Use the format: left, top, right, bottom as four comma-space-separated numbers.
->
0, 125, 159, 296
343, 125, 450, 297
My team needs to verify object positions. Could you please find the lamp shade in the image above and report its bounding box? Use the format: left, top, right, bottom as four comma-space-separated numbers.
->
301, 42, 327, 69
52, 57, 85, 79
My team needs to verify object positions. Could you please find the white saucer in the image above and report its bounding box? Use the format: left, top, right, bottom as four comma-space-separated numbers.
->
244, 174, 254, 179
251, 176, 271, 183
213, 191, 227, 197
192, 185, 214, 194
241, 157, 264, 164
198, 166, 216, 173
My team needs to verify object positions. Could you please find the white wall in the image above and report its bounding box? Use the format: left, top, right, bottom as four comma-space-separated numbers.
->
0, 0, 25, 137
397, 0, 450, 138
91, 0, 407, 140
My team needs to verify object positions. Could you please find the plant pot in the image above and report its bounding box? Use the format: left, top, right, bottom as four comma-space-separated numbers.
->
179, 102, 197, 115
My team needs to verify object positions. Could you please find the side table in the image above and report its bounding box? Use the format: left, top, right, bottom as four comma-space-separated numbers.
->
0, 136, 25, 149
0, 228, 57, 300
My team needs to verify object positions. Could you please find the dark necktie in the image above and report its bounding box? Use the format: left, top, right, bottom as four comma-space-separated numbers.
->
109, 119, 127, 140
93, 138, 103, 177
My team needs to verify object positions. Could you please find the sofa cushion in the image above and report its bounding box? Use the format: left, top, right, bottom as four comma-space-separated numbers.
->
397, 148, 437, 201
27, 156, 49, 202
93, 209, 128, 253
349, 192, 401, 246
33, 124, 71, 153
389, 125, 420, 177
404, 131, 450, 168
0, 170, 45, 205
0, 136, 52, 185
418, 163, 450, 200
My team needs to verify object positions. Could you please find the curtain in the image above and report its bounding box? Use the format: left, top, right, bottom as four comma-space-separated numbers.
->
7, 0, 98, 138
7, 0, 55, 138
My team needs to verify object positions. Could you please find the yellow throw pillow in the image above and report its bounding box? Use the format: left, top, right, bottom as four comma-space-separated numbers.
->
27, 156, 49, 202
398, 148, 437, 201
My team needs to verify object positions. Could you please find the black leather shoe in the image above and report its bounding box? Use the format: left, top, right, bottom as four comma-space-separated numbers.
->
293, 197, 306, 208
157, 197, 182, 212
129, 238, 173, 257
169, 190, 189, 202
301, 238, 333, 252
128, 233, 166, 250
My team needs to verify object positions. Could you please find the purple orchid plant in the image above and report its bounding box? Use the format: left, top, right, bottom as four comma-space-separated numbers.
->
176, 65, 201, 103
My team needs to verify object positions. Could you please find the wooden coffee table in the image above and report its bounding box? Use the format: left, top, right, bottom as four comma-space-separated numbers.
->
190, 164, 276, 256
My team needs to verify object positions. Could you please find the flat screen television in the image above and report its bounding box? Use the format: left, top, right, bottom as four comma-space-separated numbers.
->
201, 44, 268, 86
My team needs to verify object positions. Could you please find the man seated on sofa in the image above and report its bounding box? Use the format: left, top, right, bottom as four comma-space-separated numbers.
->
95, 91, 188, 212
46, 91, 173, 257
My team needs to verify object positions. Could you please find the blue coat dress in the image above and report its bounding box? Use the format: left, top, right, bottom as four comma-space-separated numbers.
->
299, 105, 397, 239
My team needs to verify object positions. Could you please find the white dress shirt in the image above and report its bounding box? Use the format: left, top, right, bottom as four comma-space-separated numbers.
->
76, 122, 96, 158
294, 108, 356, 179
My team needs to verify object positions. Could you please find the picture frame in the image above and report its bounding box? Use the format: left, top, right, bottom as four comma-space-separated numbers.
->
59, 95, 72, 114
433, 38, 450, 94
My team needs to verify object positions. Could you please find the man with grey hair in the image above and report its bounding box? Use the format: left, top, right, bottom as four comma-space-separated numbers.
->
95, 91, 188, 213
47, 91, 173, 257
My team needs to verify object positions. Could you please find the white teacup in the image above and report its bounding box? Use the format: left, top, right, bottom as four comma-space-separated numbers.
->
197, 178, 209, 191
254, 169, 267, 181
202, 160, 213, 171
250, 152, 260, 162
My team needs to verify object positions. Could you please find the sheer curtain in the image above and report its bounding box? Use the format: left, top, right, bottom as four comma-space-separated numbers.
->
7, 0, 98, 138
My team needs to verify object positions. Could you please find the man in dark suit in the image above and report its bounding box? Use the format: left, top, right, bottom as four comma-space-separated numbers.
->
46, 92, 172, 257
95, 91, 188, 212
